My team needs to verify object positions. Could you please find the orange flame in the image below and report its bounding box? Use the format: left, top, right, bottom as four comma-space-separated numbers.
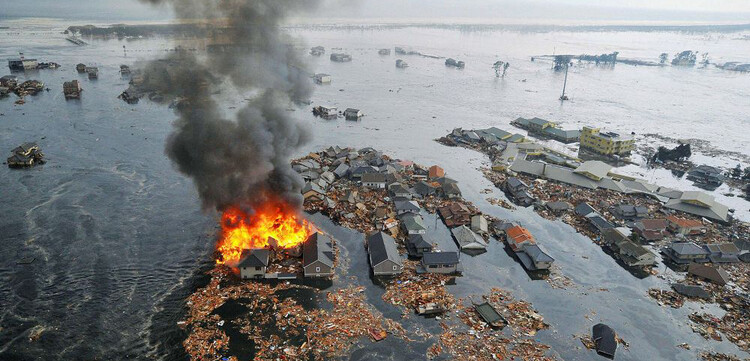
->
216, 198, 314, 266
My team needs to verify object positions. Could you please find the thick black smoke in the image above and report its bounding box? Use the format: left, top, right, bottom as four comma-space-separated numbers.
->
138, 0, 318, 211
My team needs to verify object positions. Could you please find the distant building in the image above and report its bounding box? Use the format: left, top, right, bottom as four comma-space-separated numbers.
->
421, 251, 460, 274
512, 117, 580, 143
238, 249, 270, 279
344, 108, 363, 120
8, 55, 38, 71
313, 73, 332, 84
396, 59, 409, 68
686, 165, 725, 188
303, 232, 335, 277
633, 219, 669, 242
330, 53, 352, 62
580, 126, 635, 156
664, 191, 729, 223
610, 204, 649, 220
367, 232, 403, 276
704, 243, 740, 263
400, 212, 426, 235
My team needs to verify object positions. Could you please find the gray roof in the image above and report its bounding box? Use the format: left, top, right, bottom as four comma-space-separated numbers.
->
670, 242, 709, 256
506, 177, 528, 189
451, 225, 488, 250
367, 232, 402, 267
441, 182, 461, 195
332, 163, 349, 178
671, 284, 711, 299
302, 182, 325, 195
400, 213, 426, 231
422, 251, 460, 265
238, 249, 270, 268
574, 161, 612, 180
362, 173, 387, 183
529, 117, 550, 127
395, 200, 420, 212
546, 201, 570, 211
575, 202, 596, 216
303, 232, 334, 268
586, 213, 615, 230
408, 234, 432, 249
619, 240, 653, 258
664, 193, 729, 223
523, 244, 554, 263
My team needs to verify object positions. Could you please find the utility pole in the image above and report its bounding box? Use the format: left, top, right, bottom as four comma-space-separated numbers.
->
560, 63, 569, 101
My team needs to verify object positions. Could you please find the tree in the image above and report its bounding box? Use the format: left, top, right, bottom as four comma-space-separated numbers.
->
493, 61, 510, 77
743, 166, 750, 181
659, 53, 669, 64
672, 50, 697, 66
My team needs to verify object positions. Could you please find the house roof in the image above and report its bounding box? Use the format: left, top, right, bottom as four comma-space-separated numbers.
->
666, 215, 704, 229
665, 194, 728, 222
637, 219, 668, 231
408, 234, 432, 249
704, 243, 739, 255
422, 251, 459, 265
688, 264, 730, 285
238, 249, 270, 268
441, 182, 461, 195
302, 182, 325, 195
671, 283, 711, 299
345, 108, 360, 113
523, 244, 554, 263
367, 232, 402, 267
451, 225, 488, 249
474, 302, 504, 326
395, 200, 420, 212
586, 214, 615, 230
546, 201, 570, 211
400, 213, 426, 231
592, 324, 617, 358
574, 161, 612, 180
506, 226, 534, 244
619, 240, 653, 258
506, 134, 525, 143
361, 173, 387, 183
303, 232, 334, 268
389, 183, 410, 194
670, 242, 709, 256
506, 177, 528, 189
575, 202, 596, 216
529, 117, 551, 127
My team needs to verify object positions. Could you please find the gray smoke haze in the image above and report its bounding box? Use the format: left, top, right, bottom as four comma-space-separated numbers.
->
138, 0, 318, 211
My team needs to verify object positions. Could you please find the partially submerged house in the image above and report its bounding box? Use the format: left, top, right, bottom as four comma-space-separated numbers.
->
474, 302, 507, 329
238, 249, 270, 279
503, 177, 535, 207
367, 232, 403, 276
8, 54, 38, 71
330, 53, 352, 62
610, 204, 649, 220
664, 191, 729, 223
470, 214, 489, 235
688, 263, 730, 285
687, 165, 725, 188
451, 225, 488, 251
438, 202, 472, 227
63, 80, 82, 99
400, 212, 426, 235
545, 201, 571, 215
407, 234, 433, 257
704, 243, 740, 263
421, 251, 460, 274
662, 242, 710, 264
303, 232, 335, 278
344, 108, 363, 120
313, 73, 332, 84
396, 59, 409, 68
666, 215, 706, 236
516, 244, 554, 271
586, 213, 615, 232
632, 219, 668, 242
506, 225, 535, 252
592, 324, 617, 359
312, 105, 338, 120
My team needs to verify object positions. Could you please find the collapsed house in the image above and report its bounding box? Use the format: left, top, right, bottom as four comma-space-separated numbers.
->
312, 105, 338, 119
511, 117, 580, 143
330, 53, 352, 62
396, 59, 409, 68
314, 73, 332, 84
344, 108, 363, 121
7, 142, 45, 168
445, 58, 465, 69
63, 80, 82, 99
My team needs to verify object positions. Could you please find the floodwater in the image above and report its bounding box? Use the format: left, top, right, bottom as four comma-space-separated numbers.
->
1, 17, 749, 361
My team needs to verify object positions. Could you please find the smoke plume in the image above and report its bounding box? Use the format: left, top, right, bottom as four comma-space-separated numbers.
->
138, 0, 318, 211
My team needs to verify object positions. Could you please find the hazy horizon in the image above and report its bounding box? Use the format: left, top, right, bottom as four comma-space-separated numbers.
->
2, 0, 750, 24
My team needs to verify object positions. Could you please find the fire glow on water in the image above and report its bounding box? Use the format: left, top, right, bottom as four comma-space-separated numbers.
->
216, 198, 314, 266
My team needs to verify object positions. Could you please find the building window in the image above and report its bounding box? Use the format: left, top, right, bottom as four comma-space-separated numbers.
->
392, 265, 397, 271
316, 267, 321, 272
256, 266, 262, 271
428, 264, 437, 268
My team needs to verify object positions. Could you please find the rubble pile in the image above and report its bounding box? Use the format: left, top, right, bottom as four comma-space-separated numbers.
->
428, 288, 553, 360
700, 351, 745, 361
648, 288, 685, 308
381, 261, 456, 316
182, 267, 403, 360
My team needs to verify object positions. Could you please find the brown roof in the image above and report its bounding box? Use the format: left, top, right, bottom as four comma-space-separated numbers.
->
428, 165, 445, 179
688, 264, 729, 285
667, 215, 703, 229
639, 219, 668, 231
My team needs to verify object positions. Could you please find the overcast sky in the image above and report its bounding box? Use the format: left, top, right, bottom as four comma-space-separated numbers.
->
2, 0, 750, 23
